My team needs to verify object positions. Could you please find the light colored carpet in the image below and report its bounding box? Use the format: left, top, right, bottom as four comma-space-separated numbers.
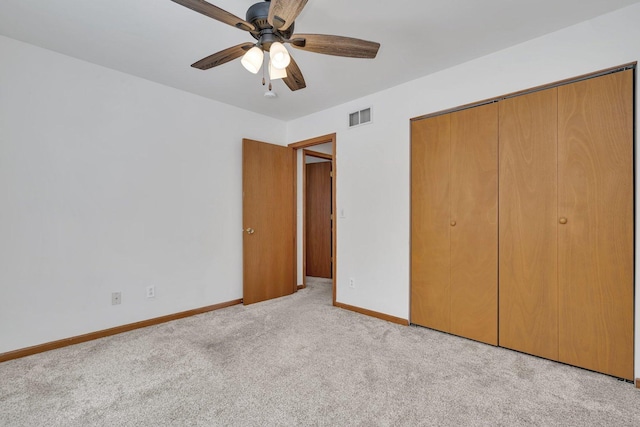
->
1, 279, 639, 426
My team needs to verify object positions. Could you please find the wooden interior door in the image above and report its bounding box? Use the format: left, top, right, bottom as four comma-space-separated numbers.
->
242, 139, 296, 305
449, 103, 498, 345
411, 114, 451, 331
305, 161, 332, 278
557, 71, 634, 380
499, 88, 559, 360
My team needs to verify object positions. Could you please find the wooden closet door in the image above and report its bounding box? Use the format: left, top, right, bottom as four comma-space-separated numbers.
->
450, 104, 498, 345
411, 115, 451, 331
499, 88, 559, 360
557, 70, 634, 380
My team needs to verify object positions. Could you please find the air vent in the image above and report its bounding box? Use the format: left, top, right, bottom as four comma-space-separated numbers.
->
348, 107, 372, 128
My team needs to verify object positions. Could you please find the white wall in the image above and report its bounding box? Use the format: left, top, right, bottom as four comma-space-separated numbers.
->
0, 35, 286, 353
286, 3, 640, 378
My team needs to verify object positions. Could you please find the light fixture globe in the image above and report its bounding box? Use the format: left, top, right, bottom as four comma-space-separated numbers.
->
269, 42, 290, 69
241, 46, 264, 74
269, 60, 287, 80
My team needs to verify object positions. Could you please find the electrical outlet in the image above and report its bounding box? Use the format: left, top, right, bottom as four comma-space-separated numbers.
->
146, 285, 155, 298
349, 278, 356, 289
111, 292, 121, 305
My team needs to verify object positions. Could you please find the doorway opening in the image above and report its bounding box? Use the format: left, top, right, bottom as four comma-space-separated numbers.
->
304, 149, 333, 285
289, 134, 337, 305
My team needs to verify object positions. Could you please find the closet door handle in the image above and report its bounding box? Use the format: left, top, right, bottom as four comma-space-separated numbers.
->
559, 217, 568, 225
450, 220, 457, 227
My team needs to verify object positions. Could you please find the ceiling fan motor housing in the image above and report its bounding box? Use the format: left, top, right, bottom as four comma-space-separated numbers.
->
246, 1, 294, 49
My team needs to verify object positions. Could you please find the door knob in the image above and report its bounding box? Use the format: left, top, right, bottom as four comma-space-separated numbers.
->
559, 217, 567, 225
450, 220, 457, 227
244, 228, 255, 235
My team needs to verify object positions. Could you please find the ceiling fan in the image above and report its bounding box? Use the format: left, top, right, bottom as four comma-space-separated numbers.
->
170, 0, 381, 91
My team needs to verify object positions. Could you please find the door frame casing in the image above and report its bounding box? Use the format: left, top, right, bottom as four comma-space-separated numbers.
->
289, 133, 337, 304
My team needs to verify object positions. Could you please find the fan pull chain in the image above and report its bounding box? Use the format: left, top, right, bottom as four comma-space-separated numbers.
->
262, 52, 267, 86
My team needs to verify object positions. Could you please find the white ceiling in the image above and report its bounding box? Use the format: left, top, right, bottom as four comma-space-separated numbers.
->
1, 0, 638, 121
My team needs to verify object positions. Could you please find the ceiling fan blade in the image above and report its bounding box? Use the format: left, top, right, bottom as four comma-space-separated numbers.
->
289, 34, 380, 58
191, 43, 254, 70
171, 0, 255, 32
282, 54, 306, 91
268, 0, 308, 31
